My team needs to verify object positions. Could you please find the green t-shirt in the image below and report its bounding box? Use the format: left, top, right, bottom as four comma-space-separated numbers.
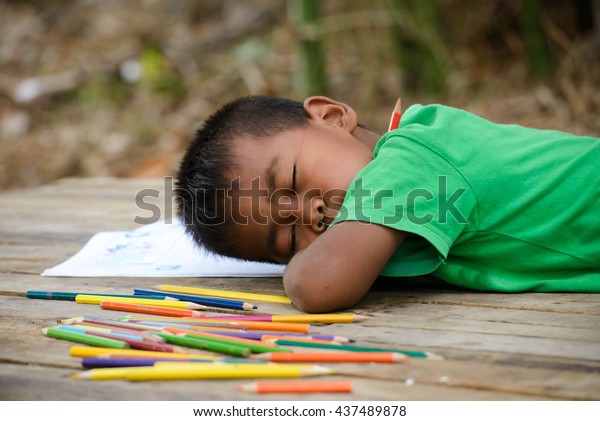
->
331, 104, 600, 292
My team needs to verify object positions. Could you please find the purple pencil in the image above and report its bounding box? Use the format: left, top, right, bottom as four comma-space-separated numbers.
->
81, 357, 214, 368
212, 331, 352, 343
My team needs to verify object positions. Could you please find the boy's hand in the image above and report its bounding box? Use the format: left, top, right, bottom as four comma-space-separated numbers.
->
283, 221, 406, 313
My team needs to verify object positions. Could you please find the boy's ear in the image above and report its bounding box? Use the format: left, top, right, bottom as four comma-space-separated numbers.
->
303, 96, 357, 133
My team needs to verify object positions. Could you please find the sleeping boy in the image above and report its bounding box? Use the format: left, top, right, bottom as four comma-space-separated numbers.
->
175, 95, 599, 312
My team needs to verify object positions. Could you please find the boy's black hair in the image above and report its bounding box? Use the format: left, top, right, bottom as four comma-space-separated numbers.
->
175, 95, 309, 261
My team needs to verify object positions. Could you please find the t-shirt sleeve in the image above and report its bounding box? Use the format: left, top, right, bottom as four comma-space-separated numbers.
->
331, 130, 478, 276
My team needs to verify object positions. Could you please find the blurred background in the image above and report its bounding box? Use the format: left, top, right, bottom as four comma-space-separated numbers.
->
0, 0, 598, 191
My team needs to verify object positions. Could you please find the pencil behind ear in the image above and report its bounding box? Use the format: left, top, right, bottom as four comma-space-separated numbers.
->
303, 96, 357, 133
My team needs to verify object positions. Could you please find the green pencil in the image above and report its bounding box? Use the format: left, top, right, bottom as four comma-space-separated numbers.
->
154, 333, 251, 358
182, 333, 288, 354
27, 291, 166, 301
270, 339, 444, 359
42, 327, 129, 349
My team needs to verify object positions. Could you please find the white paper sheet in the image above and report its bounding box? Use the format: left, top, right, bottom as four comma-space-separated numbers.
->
42, 220, 285, 277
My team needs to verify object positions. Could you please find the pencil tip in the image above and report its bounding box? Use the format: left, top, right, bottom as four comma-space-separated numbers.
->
393, 353, 409, 362
238, 383, 255, 392
249, 353, 269, 360
353, 315, 369, 322
427, 353, 445, 361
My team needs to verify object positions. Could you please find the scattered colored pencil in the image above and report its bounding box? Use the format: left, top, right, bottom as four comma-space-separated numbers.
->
176, 332, 288, 355
133, 288, 256, 310
160, 327, 288, 353
250, 352, 408, 363
99, 301, 205, 318
388, 97, 403, 131
239, 380, 353, 394
269, 340, 443, 359
80, 357, 215, 368
125, 316, 309, 333
42, 327, 128, 349
71, 363, 334, 381
214, 331, 351, 343
58, 324, 146, 342
155, 333, 252, 358
74, 294, 206, 310
199, 313, 368, 324
68, 346, 221, 360
152, 284, 292, 304
26, 290, 166, 301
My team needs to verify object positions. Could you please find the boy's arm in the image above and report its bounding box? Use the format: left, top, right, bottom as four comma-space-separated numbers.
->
283, 221, 406, 313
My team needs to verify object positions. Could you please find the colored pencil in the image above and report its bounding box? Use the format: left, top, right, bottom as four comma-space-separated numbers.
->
199, 313, 368, 324
125, 320, 247, 332
239, 380, 353, 394
269, 340, 444, 359
134, 317, 310, 333
63, 317, 163, 332
67, 321, 165, 343
129, 317, 309, 333
155, 333, 252, 358
42, 327, 128, 349
74, 294, 206, 310
388, 97, 402, 131
26, 290, 166, 301
161, 329, 286, 355
208, 331, 352, 343
69, 346, 222, 360
260, 335, 340, 345
71, 363, 334, 381
133, 288, 256, 310
99, 301, 205, 317
58, 325, 146, 342
84, 331, 180, 353
175, 332, 288, 355
251, 351, 408, 363
62, 318, 170, 342
80, 357, 215, 368
153, 284, 292, 304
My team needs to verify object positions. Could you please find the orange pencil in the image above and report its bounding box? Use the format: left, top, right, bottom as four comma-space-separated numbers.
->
100, 301, 205, 318
229, 320, 309, 334
251, 352, 408, 363
125, 316, 309, 333
388, 97, 403, 131
239, 380, 353, 394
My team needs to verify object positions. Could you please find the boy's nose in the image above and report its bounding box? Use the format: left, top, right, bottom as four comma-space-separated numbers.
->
308, 196, 328, 234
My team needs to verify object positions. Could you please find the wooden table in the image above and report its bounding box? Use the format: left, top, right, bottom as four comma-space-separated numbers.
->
1, 178, 598, 401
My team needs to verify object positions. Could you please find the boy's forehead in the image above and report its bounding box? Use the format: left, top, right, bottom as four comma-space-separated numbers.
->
228, 131, 299, 183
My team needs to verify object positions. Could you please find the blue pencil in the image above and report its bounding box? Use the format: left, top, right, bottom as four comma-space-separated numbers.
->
132, 288, 256, 310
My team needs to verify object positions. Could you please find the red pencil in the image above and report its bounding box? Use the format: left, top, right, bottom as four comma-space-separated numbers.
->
388, 97, 402, 131
84, 330, 181, 353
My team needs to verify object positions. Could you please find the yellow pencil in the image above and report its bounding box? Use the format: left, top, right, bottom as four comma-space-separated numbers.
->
126, 364, 333, 381
153, 284, 292, 304
71, 363, 333, 381
70, 367, 130, 381
68, 346, 219, 360
74, 294, 206, 310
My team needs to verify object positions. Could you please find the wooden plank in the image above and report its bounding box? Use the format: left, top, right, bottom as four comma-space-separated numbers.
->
1, 178, 599, 401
